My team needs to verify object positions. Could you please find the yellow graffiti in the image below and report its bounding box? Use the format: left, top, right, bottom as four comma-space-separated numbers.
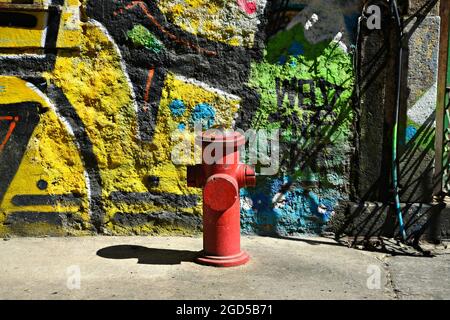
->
157, 0, 259, 47
56, 0, 83, 49
0, 11, 47, 48
0, 77, 89, 235
0, 0, 82, 50
1, 1, 241, 235
43, 21, 240, 234
158, 73, 240, 136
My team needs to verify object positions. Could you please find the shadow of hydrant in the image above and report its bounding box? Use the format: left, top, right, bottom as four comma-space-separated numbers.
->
97, 245, 200, 265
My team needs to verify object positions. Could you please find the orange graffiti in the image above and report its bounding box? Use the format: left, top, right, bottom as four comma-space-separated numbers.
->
143, 68, 155, 111
0, 116, 19, 152
114, 1, 217, 56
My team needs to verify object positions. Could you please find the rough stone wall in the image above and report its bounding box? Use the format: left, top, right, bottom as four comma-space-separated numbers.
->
339, 0, 444, 241
0, 0, 442, 237
399, 0, 440, 203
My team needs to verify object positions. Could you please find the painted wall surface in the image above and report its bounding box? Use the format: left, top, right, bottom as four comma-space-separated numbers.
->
4, 0, 437, 237
0, 0, 361, 236
400, 15, 440, 203
240, 0, 361, 235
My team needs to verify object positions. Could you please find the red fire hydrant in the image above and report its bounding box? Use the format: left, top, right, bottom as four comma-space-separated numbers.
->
187, 130, 256, 267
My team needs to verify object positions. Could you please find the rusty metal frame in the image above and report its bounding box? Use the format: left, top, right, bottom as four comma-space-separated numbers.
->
434, 0, 450, 196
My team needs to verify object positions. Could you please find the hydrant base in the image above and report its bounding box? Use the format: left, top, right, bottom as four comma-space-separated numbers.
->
195, 251, 250, 267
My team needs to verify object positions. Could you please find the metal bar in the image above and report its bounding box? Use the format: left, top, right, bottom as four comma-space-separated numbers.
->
434, 0, 450, 195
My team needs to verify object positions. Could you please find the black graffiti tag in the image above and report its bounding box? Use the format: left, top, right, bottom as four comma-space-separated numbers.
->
271, 78, 345, 138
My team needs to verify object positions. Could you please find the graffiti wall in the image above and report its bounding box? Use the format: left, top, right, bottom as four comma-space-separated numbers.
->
399, 14, 440, 204
240, 0, 361, 235
0, 0, 363, 236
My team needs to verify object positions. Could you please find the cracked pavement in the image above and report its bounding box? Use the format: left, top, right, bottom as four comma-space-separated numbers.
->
0, 236, 448, 300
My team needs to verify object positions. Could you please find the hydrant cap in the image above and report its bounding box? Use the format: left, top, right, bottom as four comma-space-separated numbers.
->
198, 130, 246, 147
204, 174, 238, 212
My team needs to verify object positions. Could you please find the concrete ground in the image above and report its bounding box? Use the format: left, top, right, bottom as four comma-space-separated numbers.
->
0, 235, 448, 300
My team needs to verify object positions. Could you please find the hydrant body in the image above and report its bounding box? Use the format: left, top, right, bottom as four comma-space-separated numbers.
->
187, 131, 256, 267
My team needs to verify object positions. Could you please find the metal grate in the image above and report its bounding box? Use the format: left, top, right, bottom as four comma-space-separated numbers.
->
437, 0, 450, 196
444, 87, 450, 192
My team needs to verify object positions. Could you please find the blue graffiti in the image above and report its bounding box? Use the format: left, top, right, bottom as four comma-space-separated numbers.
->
240, 175, 338, 235
169, 99, 186, 117
278, 42, 304, 65
406, 125, 418, 144
190, 103, 216, 129
288, 41, 305, 57
178, 123, 186, 131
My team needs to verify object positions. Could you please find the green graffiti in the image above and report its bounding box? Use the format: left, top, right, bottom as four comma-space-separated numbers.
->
249, 24, 355, 184
127, 24, 164, 53
250, 30, 354, 142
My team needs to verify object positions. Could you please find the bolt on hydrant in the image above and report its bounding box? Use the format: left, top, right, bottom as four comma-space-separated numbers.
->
187, 130, 256, 267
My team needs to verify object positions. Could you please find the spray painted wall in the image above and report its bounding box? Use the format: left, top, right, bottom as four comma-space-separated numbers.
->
238, 0, 363, 235
0, 0, 364, 236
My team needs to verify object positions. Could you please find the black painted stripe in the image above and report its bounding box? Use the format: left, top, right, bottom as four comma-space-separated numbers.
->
47, 84, 105, 231
44, 5, 62, 54
0, 12, 37, 28
0, 2, 61, 73
51, 0, 65, 6
0, 55, 57, 76
112, 211, 201, 229
0, 103, 41, 205
109, 192, 199, 208
6, 211, 77, 226
9, 0, 34, 4
11, 194, 83, 207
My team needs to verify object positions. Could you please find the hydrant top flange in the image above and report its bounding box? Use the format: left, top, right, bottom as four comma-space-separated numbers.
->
196, 130, 245, 147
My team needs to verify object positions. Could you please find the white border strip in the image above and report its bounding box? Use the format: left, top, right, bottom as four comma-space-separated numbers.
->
174, 74, 241, 102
